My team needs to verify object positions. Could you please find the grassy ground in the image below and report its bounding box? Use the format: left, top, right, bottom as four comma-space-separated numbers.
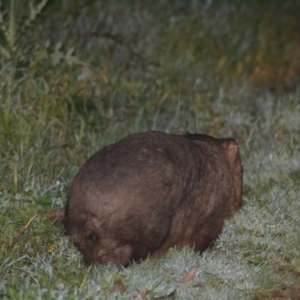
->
0, 0, 300, 299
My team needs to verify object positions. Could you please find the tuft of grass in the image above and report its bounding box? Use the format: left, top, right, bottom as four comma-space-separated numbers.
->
0, 0, 300, 299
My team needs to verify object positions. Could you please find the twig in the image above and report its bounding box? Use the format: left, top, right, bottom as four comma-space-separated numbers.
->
80, 265, 92, 289
11, 214, 37, 249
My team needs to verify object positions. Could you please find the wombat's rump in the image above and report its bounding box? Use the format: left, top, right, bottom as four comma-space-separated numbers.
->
64, 131, 243, 266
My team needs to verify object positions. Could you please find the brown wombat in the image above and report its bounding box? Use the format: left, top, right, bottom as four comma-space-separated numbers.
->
64, 131, 243, 266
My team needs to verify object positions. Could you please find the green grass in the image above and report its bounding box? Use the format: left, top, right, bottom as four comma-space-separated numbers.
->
0, 0, 300, 299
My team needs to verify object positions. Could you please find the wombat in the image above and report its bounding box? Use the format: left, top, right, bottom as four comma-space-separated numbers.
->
64, 131, 243, 266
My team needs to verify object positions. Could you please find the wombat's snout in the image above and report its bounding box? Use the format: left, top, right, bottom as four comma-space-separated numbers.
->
64, 131, 243, 266
97, 244, 133, 266
84, 244, 133, 266
69, 229, 134, 266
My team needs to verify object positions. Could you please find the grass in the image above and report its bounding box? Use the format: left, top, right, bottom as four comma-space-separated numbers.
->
0, 0, 300, 298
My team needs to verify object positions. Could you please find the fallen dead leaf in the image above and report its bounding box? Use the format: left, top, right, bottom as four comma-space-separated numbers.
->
114, 280, 127, 294
47, 208, 65, 227
134, 289, 148, 299
180, 266, 197, 283
47, 208, 65, 218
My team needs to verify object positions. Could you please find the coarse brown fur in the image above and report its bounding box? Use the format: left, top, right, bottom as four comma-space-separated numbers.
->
64, 131, 243, 266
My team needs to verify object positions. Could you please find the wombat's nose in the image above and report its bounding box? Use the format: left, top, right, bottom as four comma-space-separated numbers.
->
98, 249, 106, 257
98, 249, 109, 263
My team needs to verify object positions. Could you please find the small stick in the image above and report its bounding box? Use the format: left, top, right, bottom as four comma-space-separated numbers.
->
11, 214, 37, 249
80, 265, 92, 289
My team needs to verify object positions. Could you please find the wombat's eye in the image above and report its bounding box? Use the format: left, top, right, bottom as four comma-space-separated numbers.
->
87, 233, 98, 242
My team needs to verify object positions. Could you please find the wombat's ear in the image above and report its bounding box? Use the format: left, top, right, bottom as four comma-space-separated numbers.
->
221, 139, 239, 167
222, 138, 243, 210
